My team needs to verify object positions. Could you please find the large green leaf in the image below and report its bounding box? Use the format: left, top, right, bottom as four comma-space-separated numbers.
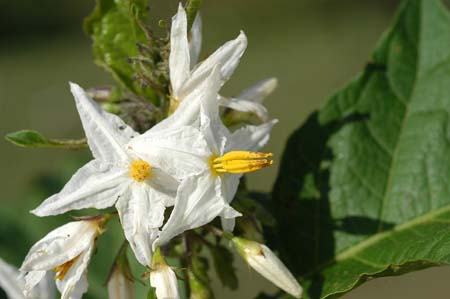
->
84, 0, 156, 101
272, 0, 450, 298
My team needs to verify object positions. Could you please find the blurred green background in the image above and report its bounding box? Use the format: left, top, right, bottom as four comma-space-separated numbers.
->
2, 0, 450, 298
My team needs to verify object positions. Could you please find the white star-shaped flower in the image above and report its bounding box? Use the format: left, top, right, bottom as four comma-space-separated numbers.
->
130, 67, 278, 247
0, 257, 55, 299
20, 220, 102, 299
31, 83, 206, 267
188, 11, 278, 122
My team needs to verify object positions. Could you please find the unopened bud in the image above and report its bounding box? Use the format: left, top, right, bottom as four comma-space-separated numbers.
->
232, 237, 303, 298
150, 248, 180, 299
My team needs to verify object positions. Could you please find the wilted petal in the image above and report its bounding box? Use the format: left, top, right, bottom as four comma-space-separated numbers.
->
189, 13, 202, 68
0, 258, 24, 299
155, 172, 225, 247
128, 126, 210, 180
21, 221, 98, 272
182, 31, 247, 96
228, 119, 278, 152
31, 160, 128, 217
150, 265, 179, 299
170, 4, 190, 97
116, 184, 166, 266
70, 82, 137, 162
233, 238, 303, 298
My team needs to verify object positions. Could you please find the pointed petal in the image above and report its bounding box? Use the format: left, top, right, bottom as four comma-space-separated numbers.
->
21, 221, 97, 272
0, 258, 24, 299
70, 82, 137, 162
218, 96, 269, 122
170, 4, 190, 97
182, 32, 247, 95
150, 266, 179, 299
189, 13, 202, 68
155, 173, 225, 247
150, 64, 222, 132
220, 205, 241, 232
127, 126, 210, 180
237, 78, 278, 103
228, 119, 278, 152
31, 160, 128, 216
56, 247, 92, 299
116, 184, 166, 266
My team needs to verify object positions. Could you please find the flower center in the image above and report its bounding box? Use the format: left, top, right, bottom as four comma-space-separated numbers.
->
129, 160, 152, 182
211, 151, 273, 175
53, 255, 80, 280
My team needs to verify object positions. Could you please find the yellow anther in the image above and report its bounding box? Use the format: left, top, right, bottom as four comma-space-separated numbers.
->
211, 151, 273, 175
54, 255, 80, 280
129, 160, 152, 182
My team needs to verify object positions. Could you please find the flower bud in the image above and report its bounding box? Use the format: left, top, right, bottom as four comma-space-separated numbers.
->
149, 248, 180, 299
107, 243, 135, 299
232, 237, 303, 298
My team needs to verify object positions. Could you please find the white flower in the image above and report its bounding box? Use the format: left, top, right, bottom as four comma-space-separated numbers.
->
188, 11, 277, 122
0, 257, 55, 299
156, 3, 247, 130
131, 67, 278, 247
20, 220, 102, 299
31, 83, 206, 267
149, 249, 179, 299
232, 237, 303, 298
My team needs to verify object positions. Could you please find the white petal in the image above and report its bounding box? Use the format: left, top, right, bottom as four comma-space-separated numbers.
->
170, 4, 190, 98
34, 272, 56, 299
150, 65, 222, 132
150, 266, 179, 299
70, 82, 137, 162
236, 78, 278, 104
23, 271, 46, 298
218, 96, 269, 122
155, 172, 225, 247
228, 119, 278, 152
56, 247, 92, 299
189, 13, 202, 68
219, 205, 241, 232
31, 160, 128, 217
0, 258, 24, 299
183, 32, 247, 95
247, 245, 303, 298
197, 66, 231, 154
116, 184, 166, 266
21, 221, 97, 272
127, 126, 210, 180
107, 266, 135, 299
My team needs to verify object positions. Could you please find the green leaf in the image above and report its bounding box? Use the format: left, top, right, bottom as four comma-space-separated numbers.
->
5, 130, 87, 149
189, 256, 214, 299
209, 245, 238, 290
84, 0, 156, 101
272, 0, 450, 298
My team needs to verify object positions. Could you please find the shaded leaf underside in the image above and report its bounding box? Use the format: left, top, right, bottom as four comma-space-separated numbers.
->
272, 0, 450, 298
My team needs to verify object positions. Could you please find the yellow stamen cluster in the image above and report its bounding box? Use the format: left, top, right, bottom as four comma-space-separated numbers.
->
54, 255, 80, 280
211, 151, 273, 175
129, 160, 152, 182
